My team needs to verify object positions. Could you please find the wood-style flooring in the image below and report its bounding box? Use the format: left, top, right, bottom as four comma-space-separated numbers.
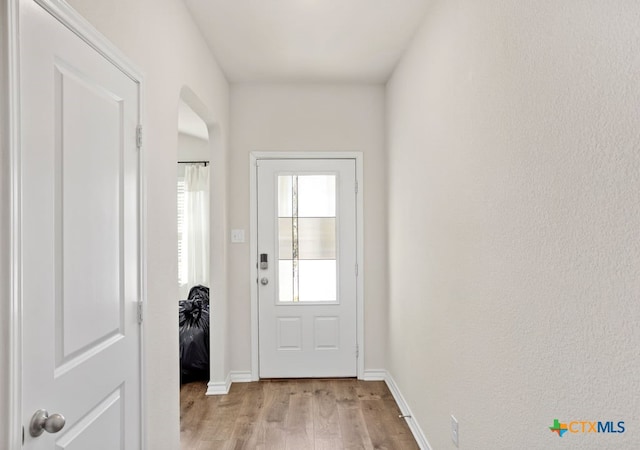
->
180, 378, 420, 449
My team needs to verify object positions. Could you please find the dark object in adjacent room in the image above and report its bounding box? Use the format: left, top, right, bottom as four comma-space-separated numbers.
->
179, 285, 210, 383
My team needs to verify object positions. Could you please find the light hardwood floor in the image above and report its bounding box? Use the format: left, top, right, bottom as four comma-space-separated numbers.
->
180, 378, 420, 449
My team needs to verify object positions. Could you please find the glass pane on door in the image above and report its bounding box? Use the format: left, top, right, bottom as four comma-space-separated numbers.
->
277, 174, 337, 302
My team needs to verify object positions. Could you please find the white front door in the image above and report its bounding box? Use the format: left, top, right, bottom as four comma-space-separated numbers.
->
20, 2, 142, 448
257, 159, 357, 378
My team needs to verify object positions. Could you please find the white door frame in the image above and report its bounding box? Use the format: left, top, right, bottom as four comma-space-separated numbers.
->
249, 152, 364, 380
6, 1, 147, 448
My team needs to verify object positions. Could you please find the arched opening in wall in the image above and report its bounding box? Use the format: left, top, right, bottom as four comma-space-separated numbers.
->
176, 96, 212, 394
176, 88, 228, 444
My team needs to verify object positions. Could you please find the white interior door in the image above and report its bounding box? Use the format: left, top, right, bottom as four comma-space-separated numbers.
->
257, 159, 357, 378
20, 2, 141, 448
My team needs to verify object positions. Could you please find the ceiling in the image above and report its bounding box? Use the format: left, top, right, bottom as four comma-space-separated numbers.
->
182, 0, 432, 83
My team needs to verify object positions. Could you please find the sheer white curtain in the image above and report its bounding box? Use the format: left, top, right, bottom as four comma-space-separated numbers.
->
182, 164, 210, 290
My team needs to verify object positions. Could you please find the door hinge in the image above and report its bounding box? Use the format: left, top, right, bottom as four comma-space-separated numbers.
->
355, 263, 359, 276
355, 180, 359, 194
136, 124, 142, 149
137, 301, 143, 324
356, 344, 359, 358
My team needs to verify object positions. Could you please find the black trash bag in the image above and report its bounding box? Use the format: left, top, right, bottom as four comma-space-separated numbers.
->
179, 295, 210, 383
188, 285, 209, 304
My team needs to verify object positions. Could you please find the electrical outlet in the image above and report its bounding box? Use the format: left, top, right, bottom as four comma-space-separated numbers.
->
451, 415, 459, 447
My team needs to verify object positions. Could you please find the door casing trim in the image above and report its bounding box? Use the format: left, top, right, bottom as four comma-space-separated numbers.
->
7, 1, 147, 448
249, 151, 365, 380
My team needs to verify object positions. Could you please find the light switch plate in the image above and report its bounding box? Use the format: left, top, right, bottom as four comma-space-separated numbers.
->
231, 229, 245, 243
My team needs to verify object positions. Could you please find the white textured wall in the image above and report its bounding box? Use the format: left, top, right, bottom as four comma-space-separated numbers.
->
178, 132, 209, 162
229, 84, 388, 373
386, 1, 640, 449
60, 1, 230, 449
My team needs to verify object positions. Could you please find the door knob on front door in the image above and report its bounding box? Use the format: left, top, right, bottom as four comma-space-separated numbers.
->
260, 277, 269, 285
29, 409, 66, 437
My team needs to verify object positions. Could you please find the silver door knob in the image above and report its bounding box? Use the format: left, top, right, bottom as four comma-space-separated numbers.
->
260, 277, 269, 285
29, 409, 66, 437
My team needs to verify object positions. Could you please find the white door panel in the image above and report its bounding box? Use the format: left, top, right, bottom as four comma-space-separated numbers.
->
20, 1, 141, 448
257, 159, 357, 378
57, 61, 123, 368
54, 387, 123, 450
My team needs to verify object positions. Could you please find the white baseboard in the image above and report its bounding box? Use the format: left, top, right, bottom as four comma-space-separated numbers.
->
206, 371, 253, 395
206, 372, 231, 395
362, 369, 387, 381
230, 371, 253, 383
207, 373, 231, 395
382, 371, 433, 450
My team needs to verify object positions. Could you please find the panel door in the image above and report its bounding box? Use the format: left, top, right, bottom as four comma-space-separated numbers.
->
257, 159, 357, 378
20, 2, 141, 449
